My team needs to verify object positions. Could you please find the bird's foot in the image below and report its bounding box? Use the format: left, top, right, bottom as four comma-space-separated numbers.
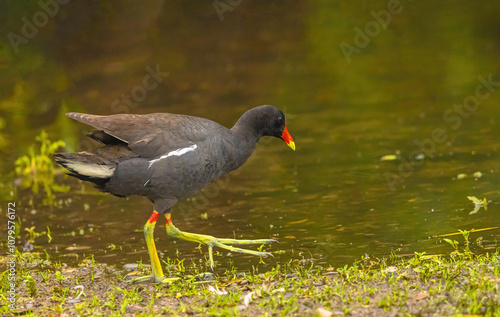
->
206, 236, 277, 269
166, 225, 277, 269
127, 273, 180, 284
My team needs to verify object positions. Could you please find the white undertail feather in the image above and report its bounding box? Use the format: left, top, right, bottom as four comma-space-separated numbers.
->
64, 161, 115, 178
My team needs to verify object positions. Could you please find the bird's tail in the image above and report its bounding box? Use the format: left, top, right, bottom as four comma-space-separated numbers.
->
54, 152, 115, 187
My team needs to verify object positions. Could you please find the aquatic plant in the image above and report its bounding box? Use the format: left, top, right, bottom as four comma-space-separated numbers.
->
14, 130, 69, 206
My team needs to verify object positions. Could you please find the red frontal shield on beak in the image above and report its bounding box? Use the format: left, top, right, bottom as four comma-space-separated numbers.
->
281, 123, 295, 151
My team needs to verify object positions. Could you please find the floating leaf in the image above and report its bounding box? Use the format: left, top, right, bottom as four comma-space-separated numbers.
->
287, 219, 308, 225
467, 196, 487, 215
380, 154, 398, 161
473, 171, 483, 178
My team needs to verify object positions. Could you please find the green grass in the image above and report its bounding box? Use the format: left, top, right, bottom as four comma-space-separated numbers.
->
1, 249, 499, 316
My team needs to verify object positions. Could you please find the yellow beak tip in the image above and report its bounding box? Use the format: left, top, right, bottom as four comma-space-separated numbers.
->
287, 141, 296, 151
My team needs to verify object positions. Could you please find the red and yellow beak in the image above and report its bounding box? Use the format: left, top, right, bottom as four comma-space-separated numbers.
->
281, 123, 295, 151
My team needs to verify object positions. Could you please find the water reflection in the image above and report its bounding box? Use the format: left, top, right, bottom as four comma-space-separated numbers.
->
2, 1, 499, 271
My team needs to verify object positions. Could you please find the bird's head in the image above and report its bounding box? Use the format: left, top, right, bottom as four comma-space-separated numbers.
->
255, 105, 295, 151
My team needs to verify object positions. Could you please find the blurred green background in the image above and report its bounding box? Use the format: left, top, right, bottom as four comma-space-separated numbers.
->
1, 1, 499, 270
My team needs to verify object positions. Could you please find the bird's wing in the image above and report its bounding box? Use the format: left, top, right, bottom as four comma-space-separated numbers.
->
66, 112, 216, 158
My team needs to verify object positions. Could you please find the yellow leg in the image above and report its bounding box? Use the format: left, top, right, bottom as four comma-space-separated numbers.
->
130, 211, 179, 284
165, 213, 277, 269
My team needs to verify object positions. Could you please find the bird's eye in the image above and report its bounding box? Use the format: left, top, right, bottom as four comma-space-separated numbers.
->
275, 116, 283, 127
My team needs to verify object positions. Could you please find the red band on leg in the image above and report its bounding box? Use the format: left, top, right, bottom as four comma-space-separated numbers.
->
165, 214, 172, 225
148, 211, 160, 224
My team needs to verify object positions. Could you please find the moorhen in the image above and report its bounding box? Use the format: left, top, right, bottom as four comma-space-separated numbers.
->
54, 105, 295, 283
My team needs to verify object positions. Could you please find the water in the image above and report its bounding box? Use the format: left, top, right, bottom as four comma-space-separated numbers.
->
1, 1, 499, 272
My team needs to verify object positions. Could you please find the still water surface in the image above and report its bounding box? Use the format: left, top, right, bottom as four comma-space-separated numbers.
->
1, 1, 499, 272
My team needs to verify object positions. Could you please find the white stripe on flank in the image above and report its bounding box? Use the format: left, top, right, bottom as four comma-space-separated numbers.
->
148, 144, 197, 168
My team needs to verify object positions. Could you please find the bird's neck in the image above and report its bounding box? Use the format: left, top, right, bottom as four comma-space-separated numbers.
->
231, 109, 263, 146
227, 111, 263, 171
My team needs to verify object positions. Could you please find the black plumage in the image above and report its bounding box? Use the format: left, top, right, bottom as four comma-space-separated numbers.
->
55, 105, 294, 212
55, 105, 295, 279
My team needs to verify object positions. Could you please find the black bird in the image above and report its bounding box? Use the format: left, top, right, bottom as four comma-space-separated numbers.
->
54, 105, 295, 283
